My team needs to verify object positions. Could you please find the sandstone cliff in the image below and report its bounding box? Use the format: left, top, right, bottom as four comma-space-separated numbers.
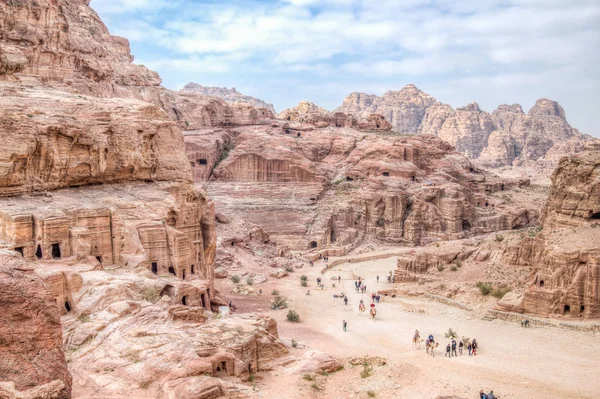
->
0, 251, 71, 399
335, 85, 595, 166
182, 83, 276, 114
498, 145, 600, 318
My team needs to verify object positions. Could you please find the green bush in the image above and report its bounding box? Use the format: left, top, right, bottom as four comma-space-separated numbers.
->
367, 391, 376, 398
300, 275, 308, 281
271, 295, 288, 309
246, 277, 253, 285
360, 363, 373, 378
231, 275, 241, 284
303, 373, 314, 381
271, 290, 279, 296
495, 234, 504, 242
286, 309, 300, 322
476, 281, 492, 296
450, 265, 458, 271
285, 266, 294, 273
301, 280, 308, 287
492, 285, 511, 299
437, 264, 445, 272
141, 287, 159, 303
454, 259, 462, 268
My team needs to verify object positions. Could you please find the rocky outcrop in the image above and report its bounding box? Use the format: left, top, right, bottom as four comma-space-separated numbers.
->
190, 124, 538, 251
499, 147, 600, 318
0, 251, 71, 399
182, 83, 276, 114
335, 85, 595, 166
278, 101, 329, 122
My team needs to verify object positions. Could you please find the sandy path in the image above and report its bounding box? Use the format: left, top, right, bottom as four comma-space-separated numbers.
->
251, 258, 600, 399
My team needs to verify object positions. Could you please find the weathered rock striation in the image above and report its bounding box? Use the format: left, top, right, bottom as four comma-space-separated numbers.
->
186, 124, 538, 252
0, 251, 71, 399
335, 85, 595, 166
499, 146, 600, 318
182, 83, 276, 114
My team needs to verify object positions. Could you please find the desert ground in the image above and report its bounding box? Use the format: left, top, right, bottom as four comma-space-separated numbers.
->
220, 251, 600, 399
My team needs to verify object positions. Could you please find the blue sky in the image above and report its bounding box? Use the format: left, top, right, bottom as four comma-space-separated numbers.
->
91, 0, 600, 136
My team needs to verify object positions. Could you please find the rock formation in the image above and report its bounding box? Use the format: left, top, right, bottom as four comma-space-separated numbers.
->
0, 251, 71, 399
335, 85, 596, 166
498, 145, 600, 318
182, 83, 276, 114
185, 123, 538, 252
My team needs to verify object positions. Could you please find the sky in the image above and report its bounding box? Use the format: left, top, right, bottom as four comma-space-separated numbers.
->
91, 0, 600, 136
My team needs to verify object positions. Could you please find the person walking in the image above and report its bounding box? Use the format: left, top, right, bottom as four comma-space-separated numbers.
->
487, 391, 496, 399
343, 320, 347, 332
472, 339, 478, 356
445, 343, 451, 357
344, 296, 348, 306
451, 339, 457, 357
467, 342, 472, 356
377, 275, 379, 283
338, 275, 341, 283
459, 340, 463, 355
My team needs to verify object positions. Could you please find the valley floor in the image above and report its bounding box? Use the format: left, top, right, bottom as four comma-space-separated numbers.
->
221, 255, 600, 399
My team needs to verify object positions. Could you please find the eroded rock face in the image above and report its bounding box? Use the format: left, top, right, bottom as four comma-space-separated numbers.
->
0, 251, 71, 399
182, 83, 276, 115
499, 147, 600, 318
335, 85, 595, 166
186, 125, 537, 252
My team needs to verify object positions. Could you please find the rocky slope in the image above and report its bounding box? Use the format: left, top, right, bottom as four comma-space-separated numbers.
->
335, 85, 595, 167
182, 83, 276, 114
498, 143, 600, 318
188, 123, 538, 253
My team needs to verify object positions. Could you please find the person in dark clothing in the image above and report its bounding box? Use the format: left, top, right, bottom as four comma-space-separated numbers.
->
344, 296, 348, 305
487, 391, 496, 399
377, 275, 379, 283
451, 339, 457, 357
479, 390, 487, 399
445, 343, 451, 357
342, 320, 347, 332
458, 340, 464, 355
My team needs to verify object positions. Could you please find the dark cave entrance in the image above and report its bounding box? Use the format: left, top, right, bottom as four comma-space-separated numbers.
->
191, 264, 195, 274
64, 301, 71, 312
168, 266, 176, 276
14, 247, 24, 256
310, 241, 318, 249
51, 243, 61, 259
182, 296, 188, 306
330, 230, 337, 243
151, 262, 158, 274
589, 211, 600, 219
35, 244, 43, 260
382, 172, 390, 177
197, 159, 208, 165
563, 304, 570, 315
462, 219, 471, 230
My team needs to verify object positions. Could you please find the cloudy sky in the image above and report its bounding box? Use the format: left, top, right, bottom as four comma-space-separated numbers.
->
91, 0, 600, 136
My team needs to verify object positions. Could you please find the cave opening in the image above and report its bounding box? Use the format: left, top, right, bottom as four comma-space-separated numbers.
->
501, 184, 505, 191
35, 244, 42, 260
310, 241, 318, 249
589, 211, 600, 219
539, 280, 544, 288
580, 305, 585, 314
51, 243, 61, 259
346, 176, 354, 181
182, 296, 188, 306
191, 264, 195, 274
297, 132, 301, 137
96, 255, 102, 264
159, 285, 176, 298
168, 266, 176, 276
564, 304, 570, 315
151, 262, 158, 274
462, 219, 471, 230
64, 301, 71, 312
411, 175, 416, 182
197, 159, 208, 165
330, 230, 337, 243
14, 247, 24, 256
182, 270, 186, 280
382, 172, 390, 177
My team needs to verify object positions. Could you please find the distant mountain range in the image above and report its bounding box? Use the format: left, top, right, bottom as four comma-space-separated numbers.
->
182, 83, 276, 114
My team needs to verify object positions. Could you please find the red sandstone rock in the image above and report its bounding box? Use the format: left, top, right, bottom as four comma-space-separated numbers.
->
0, 251, 71, 398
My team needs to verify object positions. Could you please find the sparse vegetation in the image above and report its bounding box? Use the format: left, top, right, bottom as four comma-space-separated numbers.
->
367, 391, 377, 398
246, 277, 253, 285
248, 374, 256, 382
529, 226, 543, 237
454, 259, 462, 268
286, 309, 300, 322
285, 266, 294, 273
77, 314, 91, 323
495, 234, 504, 242
310, 382, 320, 390
360, 362, 373, 378
492, 285, 511, 299
300, 275, 308, 281
301, 280, 308, 287
332, 177, 345, 185
271, 295, 288, 309
450, 265, 458, 271
444, 328, 459, 339
271, 290, 280, 296
303, 373, 315, 381
476, 281, 493, 296
231, 275, 241, 284
320, 371, 329, 376
437, 264, 445, 272
140, 287, 159, 303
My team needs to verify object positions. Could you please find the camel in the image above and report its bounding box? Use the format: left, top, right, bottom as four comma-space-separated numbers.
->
370, 307, 377, 319
426, 341, 439, 357
412, 331, 421, 349
359, 303, 365, 313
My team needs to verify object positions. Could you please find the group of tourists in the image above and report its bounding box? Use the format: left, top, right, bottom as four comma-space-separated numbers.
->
479, 389, 497, 399
418, 331, 479, 358
355, 278, 368, 293
319, 254, 329, 262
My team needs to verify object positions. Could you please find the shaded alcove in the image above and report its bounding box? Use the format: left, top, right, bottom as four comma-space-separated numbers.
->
310, 241, 318, 249
197, 159, 208, 165
64, 301, 71, 312
168, 266, 176, 276
159, 285, 176, 298
564, 304, 571, 315
151, 262, 158, 274
35, 244, 42, 260
191, 264, 195, 275
182, 296, 188, 305
382, 172, 390, 177
14, 247, 24, 256
51, 243, 61, 259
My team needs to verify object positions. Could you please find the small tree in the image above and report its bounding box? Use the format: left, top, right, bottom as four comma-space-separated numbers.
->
246, 277, 253, 285
231, 275, 241, 284
271, 295, 288, 309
